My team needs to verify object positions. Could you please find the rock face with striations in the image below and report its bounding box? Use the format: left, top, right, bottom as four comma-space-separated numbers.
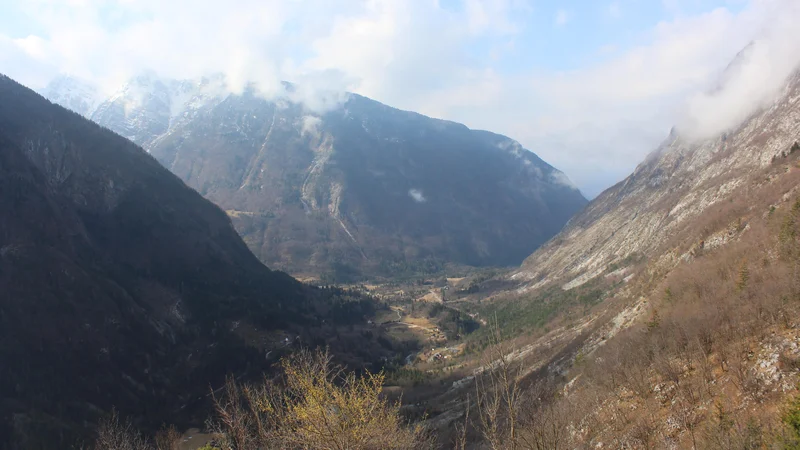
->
514, 68, 800, 291
45, 75, 587, 279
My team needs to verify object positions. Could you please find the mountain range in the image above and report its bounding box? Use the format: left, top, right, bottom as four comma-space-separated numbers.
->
0, 75, 393, 447
7, 37, 800, 449
43, 74, 588, 279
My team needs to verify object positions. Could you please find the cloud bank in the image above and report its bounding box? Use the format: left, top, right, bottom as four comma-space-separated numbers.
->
2, 0, 800, 197
679, 1, 800, 140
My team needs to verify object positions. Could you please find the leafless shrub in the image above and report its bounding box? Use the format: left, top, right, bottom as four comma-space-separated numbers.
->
154, 425, 181, 450
674, 393, 705, 450
585, 349, 623, 397
474, 322, 525, 450
210, 348, 431, 450
654, 351, 683, 390
518, 390, 575, 450
703, 404, 767, 450
629, 399, 660, 450
453, 394, 471, 450
94, 410, 151, 450
694, 337, 715, 396
729, 353, 762, 400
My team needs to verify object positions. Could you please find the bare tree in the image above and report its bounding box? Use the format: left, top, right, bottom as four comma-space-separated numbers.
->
674, 392, 704, 450
518, 388, 574, 450
94, 409, 151, 450
453, 394, 471, 450
154, 425, 181, 450
211, 375, 256, 450
210, 348, 431, 450
629, 399, 660, 450
474, 319, 525, 450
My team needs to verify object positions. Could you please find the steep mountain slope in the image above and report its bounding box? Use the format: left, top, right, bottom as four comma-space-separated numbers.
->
46, 75, 587, 279
514, 70, 800, 291
458, 65, 800, 449
413, 59, 800, 449
0, 74, 382, 447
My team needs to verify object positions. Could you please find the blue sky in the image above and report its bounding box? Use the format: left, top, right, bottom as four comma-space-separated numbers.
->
0, 0, 795, 197
458, 1, 746, 73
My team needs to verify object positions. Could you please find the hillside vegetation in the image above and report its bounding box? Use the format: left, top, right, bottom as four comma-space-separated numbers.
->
88, 162, 800, 448
435, 147, 800, 449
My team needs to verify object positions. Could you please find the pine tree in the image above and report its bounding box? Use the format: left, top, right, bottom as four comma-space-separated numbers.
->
736, 260, 749, 292
646, 308, 661, 331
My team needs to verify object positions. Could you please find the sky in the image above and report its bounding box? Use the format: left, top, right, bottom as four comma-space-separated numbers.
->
1, 0, 800, 198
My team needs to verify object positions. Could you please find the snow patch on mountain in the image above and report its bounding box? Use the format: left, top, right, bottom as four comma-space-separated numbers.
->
44, 73, 236, 152
41, 75, 104, 117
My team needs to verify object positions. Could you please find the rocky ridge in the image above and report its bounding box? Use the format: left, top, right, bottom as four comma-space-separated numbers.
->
45, 74, 587, 279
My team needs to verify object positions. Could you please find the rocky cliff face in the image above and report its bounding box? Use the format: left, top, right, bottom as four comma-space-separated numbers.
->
45, 75, 587, 279
514, 70, 800, 291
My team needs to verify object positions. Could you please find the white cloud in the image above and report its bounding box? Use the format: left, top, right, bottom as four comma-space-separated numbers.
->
0, 35, 57, 88
409, 189, 427, 203
300, 115, 322, 137
0, 0, 533, 110
1, 0, 798, 198
679, 0, 800, 140
551, 171, 578, 190
414, 0, 800, 197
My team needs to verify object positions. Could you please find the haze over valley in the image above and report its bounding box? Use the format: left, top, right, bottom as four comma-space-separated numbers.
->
3, 0, 800, 448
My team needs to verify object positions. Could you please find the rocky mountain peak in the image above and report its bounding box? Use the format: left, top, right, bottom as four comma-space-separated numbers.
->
40, 74, 103, 117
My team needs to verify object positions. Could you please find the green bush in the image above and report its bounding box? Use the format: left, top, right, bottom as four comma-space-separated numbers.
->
783, 389, 800, 448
